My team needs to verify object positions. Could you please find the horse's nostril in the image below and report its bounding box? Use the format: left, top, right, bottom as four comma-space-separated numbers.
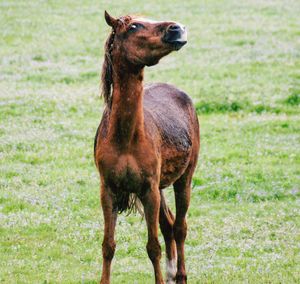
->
168, 24, 182, 32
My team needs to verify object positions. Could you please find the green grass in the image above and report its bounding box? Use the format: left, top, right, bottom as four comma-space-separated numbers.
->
1, 0, 300, 283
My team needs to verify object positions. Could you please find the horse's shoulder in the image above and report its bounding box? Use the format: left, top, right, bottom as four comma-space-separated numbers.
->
94, 107, 110, 157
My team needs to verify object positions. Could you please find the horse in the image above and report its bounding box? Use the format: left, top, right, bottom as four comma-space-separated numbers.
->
94, 11, 200, 284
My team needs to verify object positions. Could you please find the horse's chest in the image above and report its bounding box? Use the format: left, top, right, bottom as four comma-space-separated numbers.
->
103, 154, 149, 194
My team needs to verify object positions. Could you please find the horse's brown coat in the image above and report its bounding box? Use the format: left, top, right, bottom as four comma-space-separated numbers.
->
94, 11, 200, 284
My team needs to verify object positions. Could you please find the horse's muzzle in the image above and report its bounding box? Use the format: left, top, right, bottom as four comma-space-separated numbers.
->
163, 23, 187, 50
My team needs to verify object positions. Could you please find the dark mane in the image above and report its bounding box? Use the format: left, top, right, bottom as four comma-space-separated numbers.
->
101, 30, 115, 106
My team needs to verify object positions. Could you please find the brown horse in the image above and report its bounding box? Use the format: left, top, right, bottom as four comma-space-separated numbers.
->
94, 11, 200, 284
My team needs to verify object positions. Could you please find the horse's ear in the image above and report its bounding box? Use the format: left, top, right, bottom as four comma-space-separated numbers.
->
104, 11, 117, 29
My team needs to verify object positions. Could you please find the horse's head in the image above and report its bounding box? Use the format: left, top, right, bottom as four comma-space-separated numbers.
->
104, 11, 187, 67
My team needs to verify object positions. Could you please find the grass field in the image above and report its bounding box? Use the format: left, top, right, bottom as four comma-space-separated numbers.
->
1, 0, 300, 283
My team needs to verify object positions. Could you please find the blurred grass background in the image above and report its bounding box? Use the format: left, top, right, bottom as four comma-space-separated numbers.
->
0, 0, 299, 283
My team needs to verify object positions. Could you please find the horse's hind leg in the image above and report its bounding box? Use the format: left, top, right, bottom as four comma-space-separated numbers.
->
173, 164, 195, 284
159, 191, 177, 283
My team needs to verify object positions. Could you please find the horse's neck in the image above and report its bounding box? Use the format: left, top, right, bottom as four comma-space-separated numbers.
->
108, 66, 145, 148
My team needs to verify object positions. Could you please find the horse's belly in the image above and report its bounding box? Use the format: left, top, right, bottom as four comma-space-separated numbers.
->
159, 148, 191, 188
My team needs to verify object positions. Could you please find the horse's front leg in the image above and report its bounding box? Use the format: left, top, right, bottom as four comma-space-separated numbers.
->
100, 185, 118, 284
141, 185, 164, 284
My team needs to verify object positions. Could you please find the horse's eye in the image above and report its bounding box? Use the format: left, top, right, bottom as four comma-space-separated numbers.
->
129, 23, 144, 32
